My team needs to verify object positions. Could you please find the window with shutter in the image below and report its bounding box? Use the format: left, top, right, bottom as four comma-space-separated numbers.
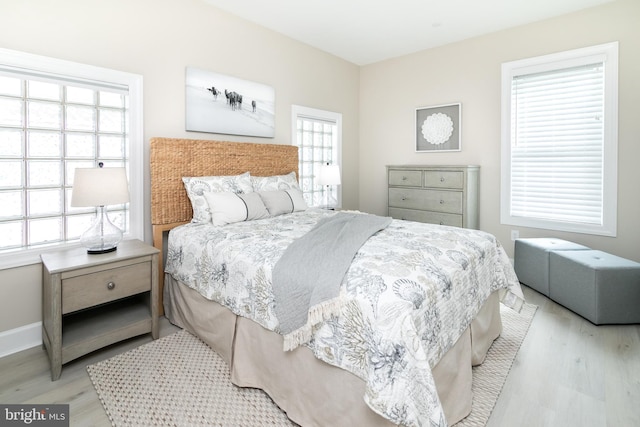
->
501, 42, 618, 236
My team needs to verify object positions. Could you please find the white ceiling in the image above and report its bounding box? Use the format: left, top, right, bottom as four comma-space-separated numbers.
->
202, 0, 615, 65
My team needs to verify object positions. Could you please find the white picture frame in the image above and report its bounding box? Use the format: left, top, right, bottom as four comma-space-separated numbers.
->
415, 103, 461, 152
185, 67, 275, 138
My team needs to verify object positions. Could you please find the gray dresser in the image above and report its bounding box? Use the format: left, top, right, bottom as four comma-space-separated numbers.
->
387, 165, 479, 229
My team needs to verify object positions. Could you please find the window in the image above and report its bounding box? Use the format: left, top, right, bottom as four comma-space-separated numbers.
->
292, 105, 342, 207
0, 48, 143, 268
501, 42, 618, 236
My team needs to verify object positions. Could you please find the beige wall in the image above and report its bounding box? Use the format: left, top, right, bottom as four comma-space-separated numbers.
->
1, 0, 639, 338
0, 0, 360, 333
359, 0, 640, 262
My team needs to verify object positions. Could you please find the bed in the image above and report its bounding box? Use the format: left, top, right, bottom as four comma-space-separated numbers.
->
150, 137, 523, 427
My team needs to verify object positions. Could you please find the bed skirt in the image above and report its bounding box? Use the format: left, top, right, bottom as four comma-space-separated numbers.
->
163, 274, 502, 426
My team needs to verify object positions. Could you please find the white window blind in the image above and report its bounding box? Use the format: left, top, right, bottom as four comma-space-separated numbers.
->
501, 42, 618, 237
510, 63, 604, 224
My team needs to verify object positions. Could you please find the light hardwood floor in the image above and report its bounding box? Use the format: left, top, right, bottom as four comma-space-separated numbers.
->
0, 317, 180, 427
488, 287, 640, 427
1, 286, 638, 426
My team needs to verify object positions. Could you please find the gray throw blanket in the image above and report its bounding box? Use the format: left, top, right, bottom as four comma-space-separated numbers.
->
272, 212, 392, 350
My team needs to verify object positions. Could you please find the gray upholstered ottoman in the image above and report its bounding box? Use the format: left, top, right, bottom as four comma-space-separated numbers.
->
514, 238, 589, 296
549, 250, 640, 325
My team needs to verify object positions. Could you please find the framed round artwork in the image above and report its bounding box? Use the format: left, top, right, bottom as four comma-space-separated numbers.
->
415, 103, 461, 152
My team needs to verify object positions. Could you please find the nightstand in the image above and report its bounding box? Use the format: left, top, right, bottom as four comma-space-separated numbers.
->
41, 239, 159, 380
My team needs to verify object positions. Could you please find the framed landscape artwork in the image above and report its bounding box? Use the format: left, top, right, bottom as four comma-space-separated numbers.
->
415, 103, 461, 152
185, 67, 275, 138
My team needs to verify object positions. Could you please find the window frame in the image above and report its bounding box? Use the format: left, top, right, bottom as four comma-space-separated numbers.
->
500, 42, 618, 237
0, 48, 144, 269
291, 105, 342, 208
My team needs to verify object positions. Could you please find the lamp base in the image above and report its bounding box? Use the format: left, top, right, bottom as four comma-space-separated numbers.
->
87, 246, 118, 255
322, 185, 338, 210
80, 206, 123, 255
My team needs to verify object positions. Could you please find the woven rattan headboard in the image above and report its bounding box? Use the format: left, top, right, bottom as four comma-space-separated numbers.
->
149, 137, 299, 313
150, 137, 298, 227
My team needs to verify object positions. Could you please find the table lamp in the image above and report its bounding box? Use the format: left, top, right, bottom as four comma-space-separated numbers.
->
71, 163, 130, 254
317, 163, 341, 209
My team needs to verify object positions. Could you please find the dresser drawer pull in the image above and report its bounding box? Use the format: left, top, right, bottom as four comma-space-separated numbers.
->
402, 176, 407, 181
440, 177, 445, 182
107, 281, 116, 290
401, 196, 407, 201
440, 200, 445, 204
439, 221, 444, 225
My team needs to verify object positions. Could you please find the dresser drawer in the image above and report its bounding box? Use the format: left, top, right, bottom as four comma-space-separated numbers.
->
388, 169, 422, 187
389, 188, 463, 214
62, 261, 151, 314
424, 171, 464, 189
389, 208, 463, 227
387, 165, 479, 229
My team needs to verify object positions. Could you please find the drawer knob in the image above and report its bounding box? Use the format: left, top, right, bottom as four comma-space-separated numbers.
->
440, 200, 444, 204
107, 281, 116, 290
401, 196, 407, 201
402, 176, 407, 181
440, 177, 445, 182
439, 221, 444, 225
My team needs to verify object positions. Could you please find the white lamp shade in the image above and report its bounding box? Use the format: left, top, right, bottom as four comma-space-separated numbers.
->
317, 164, 341, 186
71, 167, 130, 207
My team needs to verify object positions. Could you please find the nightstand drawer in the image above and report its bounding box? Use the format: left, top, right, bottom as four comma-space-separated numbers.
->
62, 262, 151, 314
424, 171, 464, 189
388, 169, 422, 187
389, 188, 463, 214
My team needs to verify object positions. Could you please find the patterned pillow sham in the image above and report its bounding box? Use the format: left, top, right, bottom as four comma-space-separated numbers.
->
204, 191, 270, 226
251, 171, 300, 192
182, 172, 253, 223
259, 189, 308, 216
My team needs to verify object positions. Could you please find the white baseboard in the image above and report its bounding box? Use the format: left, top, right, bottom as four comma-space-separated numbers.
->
0, 322, 42, 358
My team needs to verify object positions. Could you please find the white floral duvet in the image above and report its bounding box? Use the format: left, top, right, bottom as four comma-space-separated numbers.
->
165, 209, 522, 427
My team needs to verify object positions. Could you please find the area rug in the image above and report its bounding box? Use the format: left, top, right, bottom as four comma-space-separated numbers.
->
454, 302, 537, 427
87, 303, 536, 427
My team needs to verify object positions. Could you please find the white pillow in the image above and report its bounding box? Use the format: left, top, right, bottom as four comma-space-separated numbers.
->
182, 172, 253, 223
204, 191, 270, 226
259, 189, 308, 216
251, 172, 300, 192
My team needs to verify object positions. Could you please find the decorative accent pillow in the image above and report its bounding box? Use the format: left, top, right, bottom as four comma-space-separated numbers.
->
259, 189, 308, 216
251, 172, 300, 192
204, 191, 270, 226
182, 172, 253, 223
